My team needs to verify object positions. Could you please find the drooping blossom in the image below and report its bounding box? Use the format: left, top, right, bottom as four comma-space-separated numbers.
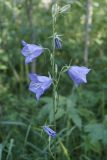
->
29, 73, 52, 100
21, 40, 43, 64
43, 126, 56, 138
54, 36, 62, 49
67, 66, 91, 86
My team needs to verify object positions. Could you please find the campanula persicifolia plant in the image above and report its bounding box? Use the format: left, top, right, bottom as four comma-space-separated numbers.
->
21, 2, 91, 160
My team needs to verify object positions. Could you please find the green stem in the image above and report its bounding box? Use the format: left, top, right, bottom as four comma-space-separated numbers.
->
52, 9, 57, 160
48, 137, 55, 160
52, 12, 56, 130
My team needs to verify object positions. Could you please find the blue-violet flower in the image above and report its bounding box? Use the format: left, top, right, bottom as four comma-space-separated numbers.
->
21, 40, 43, 64
67, 66, 91, 86
43, 126, 56, 138
55, 36, 62, 49
29, 73, 52, 100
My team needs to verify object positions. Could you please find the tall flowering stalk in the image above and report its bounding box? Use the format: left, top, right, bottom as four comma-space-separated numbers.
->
51, 4, 58, 133
50, 4, 60, 159
21, 1, 91, 160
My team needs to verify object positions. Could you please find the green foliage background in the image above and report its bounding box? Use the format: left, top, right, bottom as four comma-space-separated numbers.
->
0, 0, 107, 159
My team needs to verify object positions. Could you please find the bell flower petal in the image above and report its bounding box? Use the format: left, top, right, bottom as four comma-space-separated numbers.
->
29, 73, 52, 100
67, 66, 91, 86
43, 126, 56, 138
21, 41, 44, 64
21, 40, 27, 46
55, 36, 62, 49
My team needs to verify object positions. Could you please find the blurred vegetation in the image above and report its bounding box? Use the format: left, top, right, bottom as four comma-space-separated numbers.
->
0, 0, 107, 159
